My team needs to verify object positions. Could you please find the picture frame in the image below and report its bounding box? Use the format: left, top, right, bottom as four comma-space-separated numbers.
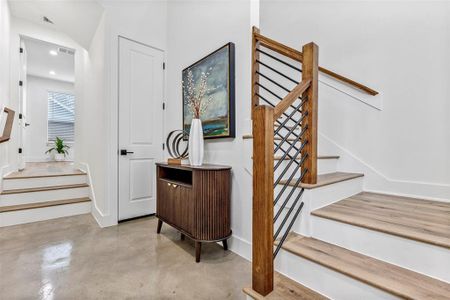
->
182, 42, 235, 140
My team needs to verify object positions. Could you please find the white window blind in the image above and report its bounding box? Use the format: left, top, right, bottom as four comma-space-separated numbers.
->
48, 91, 75, 142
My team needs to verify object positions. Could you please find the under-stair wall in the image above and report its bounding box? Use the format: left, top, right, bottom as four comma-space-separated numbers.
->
260, 1, 450, 202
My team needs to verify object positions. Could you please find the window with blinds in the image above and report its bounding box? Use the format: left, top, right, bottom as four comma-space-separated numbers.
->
48, 91, 75, 142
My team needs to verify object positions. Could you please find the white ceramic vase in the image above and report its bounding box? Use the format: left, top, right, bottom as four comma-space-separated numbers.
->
54, 153, 65, 161
188, 118, 204, 166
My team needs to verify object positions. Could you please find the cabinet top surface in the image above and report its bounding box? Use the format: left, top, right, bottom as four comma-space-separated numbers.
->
156, 162, 232, 171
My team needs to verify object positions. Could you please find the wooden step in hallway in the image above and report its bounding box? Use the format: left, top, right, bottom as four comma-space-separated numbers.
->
0, 162, 91, 227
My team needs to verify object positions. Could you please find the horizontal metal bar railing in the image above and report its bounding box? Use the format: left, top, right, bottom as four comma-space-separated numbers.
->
257, 48, 302, 73
274, 141, 307, 187
257, 59, 299, 85
273, 162, 308, 219
273, 200, 305, 258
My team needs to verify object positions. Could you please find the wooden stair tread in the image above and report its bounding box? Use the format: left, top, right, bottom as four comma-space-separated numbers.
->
0, 183, 89, 195
4, 171, 86, 180
251, 155, 339, 160
279, 172, 363, 189
281, 233, 450, 299
0, 197, 91, 212
312, 192, 450, 248
4, 162, 85, 179
243, 272, 328, 300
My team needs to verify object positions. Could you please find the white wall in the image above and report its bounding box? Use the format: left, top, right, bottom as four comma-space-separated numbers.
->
0, 0, 11, 175
166, 0, 253, 259
78, 12, 108, 225
78, 1, 168, 226
25, 75, 75, 162
9, 17, 87, 171
260, 1, 450, 198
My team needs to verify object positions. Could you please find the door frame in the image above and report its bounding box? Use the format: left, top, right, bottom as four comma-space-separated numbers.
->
115, 36, 166, 223
17, 35, 78, 166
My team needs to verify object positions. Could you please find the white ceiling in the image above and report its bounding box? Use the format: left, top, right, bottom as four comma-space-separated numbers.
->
8, 0, 104, 49
24, 37, 75, 83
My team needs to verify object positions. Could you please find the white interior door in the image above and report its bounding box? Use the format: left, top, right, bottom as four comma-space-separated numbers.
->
18, 39, 28, 170
118, 37, 164, 221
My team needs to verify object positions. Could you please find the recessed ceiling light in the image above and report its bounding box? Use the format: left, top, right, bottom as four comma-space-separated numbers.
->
49, 70, 56, 75
49, 50, 58, 56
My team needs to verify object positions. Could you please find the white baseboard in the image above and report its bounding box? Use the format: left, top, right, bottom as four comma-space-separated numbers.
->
319, 133, 450, 202
228, 234, 252, 262
76, 162, 117, 228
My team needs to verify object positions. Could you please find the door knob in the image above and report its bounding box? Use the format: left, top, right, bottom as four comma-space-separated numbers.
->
120, 149, 134, 155
25, 123, 30, 127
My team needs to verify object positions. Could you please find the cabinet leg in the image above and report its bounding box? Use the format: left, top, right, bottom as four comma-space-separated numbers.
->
195, 242, 202, 263
181, 233, 185, 241
222, 239, 228, 251
157, 219, 163, 234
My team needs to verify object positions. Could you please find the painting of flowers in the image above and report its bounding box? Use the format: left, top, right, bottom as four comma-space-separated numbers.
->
182, 43, 235, 139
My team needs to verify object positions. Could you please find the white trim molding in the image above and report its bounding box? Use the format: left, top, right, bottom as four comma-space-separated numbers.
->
76, 162, 116, 227
319, 73, 383, 111
319, 133, 450, 202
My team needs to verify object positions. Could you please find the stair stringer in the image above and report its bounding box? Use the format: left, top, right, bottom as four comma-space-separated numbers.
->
319, 132, 450, 202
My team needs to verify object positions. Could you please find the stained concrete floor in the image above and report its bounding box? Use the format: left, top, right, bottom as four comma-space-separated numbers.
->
0, 214, 251, 299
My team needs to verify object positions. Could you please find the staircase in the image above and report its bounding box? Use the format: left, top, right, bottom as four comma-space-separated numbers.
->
0, 162, 91, 227
244, 27, 450, 299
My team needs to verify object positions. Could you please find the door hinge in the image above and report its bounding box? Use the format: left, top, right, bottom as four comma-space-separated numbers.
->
19, 113, 22, 119
19, 81, 23, 86
162, 143, 165, 150
19, 47, 23, 53
163, 62, 166, 70
162, 102, 166, 110
18, 148, 22, 154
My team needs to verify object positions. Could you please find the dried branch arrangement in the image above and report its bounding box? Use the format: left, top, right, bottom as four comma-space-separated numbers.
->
183, 68, 214, 119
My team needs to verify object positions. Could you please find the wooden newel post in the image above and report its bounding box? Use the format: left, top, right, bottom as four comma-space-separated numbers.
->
301, 42, 319, 184
252, 105, 274, 295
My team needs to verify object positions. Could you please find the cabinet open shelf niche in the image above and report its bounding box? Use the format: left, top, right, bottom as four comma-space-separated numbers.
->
158, 166, 193, 187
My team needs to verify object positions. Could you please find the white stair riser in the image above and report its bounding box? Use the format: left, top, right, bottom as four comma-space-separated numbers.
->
0, 202, 91, 227
309, 177, 364, 211
1, 187, 89, 206
318, 159, 337, 174
2, 175, 87, 190
311, 216, 450, 283
275, 250, 400, 300
274, 177, 363, 237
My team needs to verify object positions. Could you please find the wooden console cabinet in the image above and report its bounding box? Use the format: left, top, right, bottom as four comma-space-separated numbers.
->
155, 163, 232, 262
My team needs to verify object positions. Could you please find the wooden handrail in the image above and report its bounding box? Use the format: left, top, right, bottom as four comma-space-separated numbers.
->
273, 79, 310, 119
253, 27, 378, 96
0, 107, 15, 143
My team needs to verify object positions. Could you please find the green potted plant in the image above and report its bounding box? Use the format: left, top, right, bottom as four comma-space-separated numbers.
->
46, 137, 70, 161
